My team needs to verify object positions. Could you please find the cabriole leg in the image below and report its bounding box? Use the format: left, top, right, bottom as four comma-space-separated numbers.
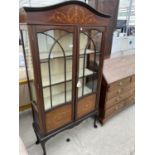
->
32, 123, 40, 144
35, 139, 40, 145
94, 114, 98, 128
41, 141, 46, 155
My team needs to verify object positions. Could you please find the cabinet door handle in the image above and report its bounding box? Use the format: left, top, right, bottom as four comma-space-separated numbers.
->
77, 80, 82, 88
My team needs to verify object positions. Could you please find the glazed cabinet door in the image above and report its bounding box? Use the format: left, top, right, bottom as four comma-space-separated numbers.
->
36, 26, 75, 133
76, 27, 105, 119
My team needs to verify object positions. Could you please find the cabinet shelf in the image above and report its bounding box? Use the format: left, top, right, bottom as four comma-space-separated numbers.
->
42, 68, 96, 88
40, 49, 97, 63
44, 86, 92, 110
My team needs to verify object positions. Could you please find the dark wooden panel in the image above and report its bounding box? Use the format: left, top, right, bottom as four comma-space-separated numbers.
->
45, 104, 72, 132
97, 0, 119, 28
88, 0, 120, 57
77, 94, 96, 118
98, 0, 119, 57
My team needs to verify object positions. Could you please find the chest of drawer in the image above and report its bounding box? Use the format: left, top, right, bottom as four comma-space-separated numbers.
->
105, 89, 134, 109
99, 54, 135, 124
105, 95, 134, 117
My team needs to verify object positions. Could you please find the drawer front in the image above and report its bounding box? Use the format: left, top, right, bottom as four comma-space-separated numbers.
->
106, 82, 135, 100
105, 89, 134, 109
108, 75, 134, 91
105, 96, 134, 117
105, 102, 124, 117
125, 95, 135, 106
77, 94, 96, 119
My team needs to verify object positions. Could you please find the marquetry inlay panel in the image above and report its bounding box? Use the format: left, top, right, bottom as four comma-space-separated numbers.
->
20, 2, 110, 25
46, 104, 72, 132
77, 94, 96, 118
48, 5, 97, 24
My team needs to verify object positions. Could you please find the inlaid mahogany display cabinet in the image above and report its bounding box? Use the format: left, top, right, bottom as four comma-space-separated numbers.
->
19, 1, 110, 154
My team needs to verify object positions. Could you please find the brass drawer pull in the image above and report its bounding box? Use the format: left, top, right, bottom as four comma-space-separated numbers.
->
117, 89, 122, 94
118, 81, 123, 86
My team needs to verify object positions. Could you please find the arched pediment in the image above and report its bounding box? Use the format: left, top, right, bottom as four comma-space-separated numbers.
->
20, 1, 110, 26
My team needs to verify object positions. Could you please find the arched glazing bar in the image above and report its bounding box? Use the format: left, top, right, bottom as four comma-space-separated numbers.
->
40, 31, 69, 108
81, 31, 98, 96
48, 32, 71, 58
40, 32, 72, 63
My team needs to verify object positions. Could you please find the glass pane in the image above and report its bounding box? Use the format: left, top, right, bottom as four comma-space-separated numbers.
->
40, 58, 73, 87
78, 77, 93, 98
37, 29, 73, 110
52, 83, 65, 107
43, 81, 72, 111
43, 87, 51, 111
78, 28, 103, 98
66, 81, 72, 102
37, 30, 73, 60
21, 30, 37, 104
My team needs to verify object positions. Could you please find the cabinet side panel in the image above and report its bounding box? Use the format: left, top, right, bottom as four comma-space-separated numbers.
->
27, 26, 46, 134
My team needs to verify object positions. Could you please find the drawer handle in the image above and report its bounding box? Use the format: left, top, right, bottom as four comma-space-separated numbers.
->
118, 82, 123, 86
117, 89, 122, 94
